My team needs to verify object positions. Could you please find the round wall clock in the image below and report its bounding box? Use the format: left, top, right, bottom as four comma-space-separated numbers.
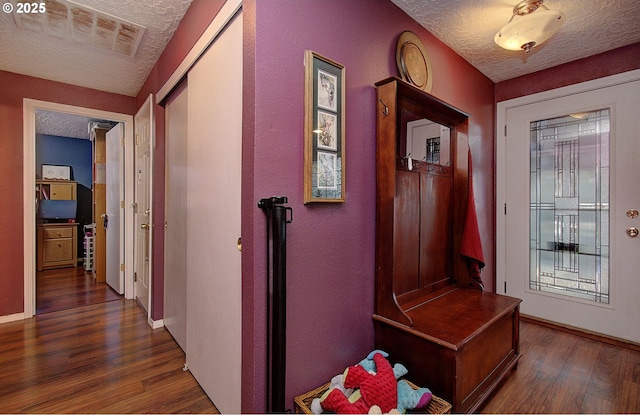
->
396, 31, 433, 92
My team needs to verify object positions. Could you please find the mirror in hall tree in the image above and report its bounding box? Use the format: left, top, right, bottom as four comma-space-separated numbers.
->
403, 118, 450, 171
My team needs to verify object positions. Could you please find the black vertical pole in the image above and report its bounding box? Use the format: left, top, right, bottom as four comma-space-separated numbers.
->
258, 196, 292, 413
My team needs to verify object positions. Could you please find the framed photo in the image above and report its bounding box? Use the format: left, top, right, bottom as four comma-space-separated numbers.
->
304, 51, 345, 203
316, 110, 337, 151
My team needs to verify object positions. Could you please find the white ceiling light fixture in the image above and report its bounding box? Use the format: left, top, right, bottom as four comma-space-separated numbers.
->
494, 0, 565, 53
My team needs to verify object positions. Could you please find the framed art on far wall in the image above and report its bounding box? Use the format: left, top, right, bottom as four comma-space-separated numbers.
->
304, 50, 345, 204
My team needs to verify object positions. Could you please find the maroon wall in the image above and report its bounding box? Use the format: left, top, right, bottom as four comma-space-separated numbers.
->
496, 42, 640, 101
243, 0, 495, 411
0, 70, 135, 316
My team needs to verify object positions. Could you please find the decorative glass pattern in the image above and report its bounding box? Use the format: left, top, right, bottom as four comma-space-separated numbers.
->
529, 109, 610, 303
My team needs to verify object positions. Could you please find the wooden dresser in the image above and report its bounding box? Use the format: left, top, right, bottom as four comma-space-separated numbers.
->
37, 223, 78, 271
36, 180, 78, 271
373, 78, 521, 413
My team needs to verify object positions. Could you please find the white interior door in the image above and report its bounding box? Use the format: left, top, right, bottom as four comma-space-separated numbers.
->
497, 72, 640, 343
164, 80, 188, 352
134, 95, 154, 314
106, 123, 124, 294
185, 12, 242, 413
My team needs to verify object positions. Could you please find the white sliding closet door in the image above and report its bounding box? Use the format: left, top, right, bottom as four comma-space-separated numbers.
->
164, 80, 188, 352
185, 12, 242, 413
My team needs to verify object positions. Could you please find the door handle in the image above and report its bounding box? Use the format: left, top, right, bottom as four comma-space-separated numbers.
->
141, 223, 149, 230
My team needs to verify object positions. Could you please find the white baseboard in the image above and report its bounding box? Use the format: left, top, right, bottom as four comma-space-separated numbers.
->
148, 316, 164, 329
0, 312, 26, 325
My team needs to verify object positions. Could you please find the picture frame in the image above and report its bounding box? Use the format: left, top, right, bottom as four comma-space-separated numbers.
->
304, 50, 345, 203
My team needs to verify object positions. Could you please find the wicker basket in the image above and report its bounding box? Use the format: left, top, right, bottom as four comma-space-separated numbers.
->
294, 380, 451, 414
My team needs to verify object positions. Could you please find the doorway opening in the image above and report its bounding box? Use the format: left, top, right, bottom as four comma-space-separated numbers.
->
23, 99, 135, 318
35, 110, 119, 314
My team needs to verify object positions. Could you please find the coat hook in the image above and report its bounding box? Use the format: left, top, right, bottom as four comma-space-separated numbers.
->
401, 153, 413, 170
414, 156, 426, 170
379, 99, 389, 116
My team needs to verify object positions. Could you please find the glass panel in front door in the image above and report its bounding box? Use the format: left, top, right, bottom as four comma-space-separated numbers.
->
529, 109, 610, 304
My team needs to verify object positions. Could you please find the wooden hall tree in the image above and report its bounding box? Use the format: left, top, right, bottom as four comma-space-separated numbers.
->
373, 77, 521, 413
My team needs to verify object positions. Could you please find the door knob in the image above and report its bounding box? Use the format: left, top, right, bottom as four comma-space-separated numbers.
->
141, 223, 149, 230
626, 227, 639, 238
237, 237, 242, 251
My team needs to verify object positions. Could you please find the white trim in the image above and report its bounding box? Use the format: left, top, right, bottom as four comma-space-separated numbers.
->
0, 313, 26, 324
23, 99, 135, 319
496, 69, 640, 294
156, 0, 242, 102
133, 94, 155, 320
148, 316, 165, 329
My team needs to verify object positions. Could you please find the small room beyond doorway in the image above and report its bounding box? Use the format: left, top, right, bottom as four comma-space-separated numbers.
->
34, 109, 121, 314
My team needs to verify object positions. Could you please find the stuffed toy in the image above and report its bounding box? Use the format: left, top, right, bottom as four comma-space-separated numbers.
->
311, 373, 354, 414
320, 351, 397, 413
368, 405, 400, 414
396, 379, 432, 414
343, 351, 398, 412
318, 350, 432, 414
320, 388, 370, 414
358, 350, 432, 414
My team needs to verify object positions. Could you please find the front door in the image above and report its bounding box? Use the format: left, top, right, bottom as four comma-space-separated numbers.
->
134, 95, 154, 314
498, 73, 640, 343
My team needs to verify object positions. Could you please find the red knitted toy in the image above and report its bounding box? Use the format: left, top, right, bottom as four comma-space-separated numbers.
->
320, 388, 370, 414
343, 352, 398, 413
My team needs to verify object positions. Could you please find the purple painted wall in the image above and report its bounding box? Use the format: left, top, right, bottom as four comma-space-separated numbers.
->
242, 1, 495, 411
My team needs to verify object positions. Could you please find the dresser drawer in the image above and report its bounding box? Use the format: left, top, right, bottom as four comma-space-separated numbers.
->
42, 227, 73, 239
42, 239, 74, 262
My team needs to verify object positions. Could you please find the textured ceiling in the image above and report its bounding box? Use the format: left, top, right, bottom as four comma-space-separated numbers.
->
0, 0, 192, 97
7, 0, 640, 139
35, 110, 116, 140
391, 0, 640, 82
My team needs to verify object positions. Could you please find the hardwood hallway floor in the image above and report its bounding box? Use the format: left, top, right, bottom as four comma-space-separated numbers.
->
0, 299, 219, 413
4, 269, 639, 413
36, 267, 121, 314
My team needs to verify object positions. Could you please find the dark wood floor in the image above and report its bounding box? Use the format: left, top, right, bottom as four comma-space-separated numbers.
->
36, 267, 121, 314
479, 320, 640, 413
0, 266, 220, 413
3, 270, 638, 413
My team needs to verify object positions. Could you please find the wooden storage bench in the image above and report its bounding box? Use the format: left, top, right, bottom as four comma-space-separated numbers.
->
373, 286, 521, 413
373, 77, 522, 412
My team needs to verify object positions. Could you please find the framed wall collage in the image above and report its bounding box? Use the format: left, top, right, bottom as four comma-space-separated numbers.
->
303, 50, 346, 203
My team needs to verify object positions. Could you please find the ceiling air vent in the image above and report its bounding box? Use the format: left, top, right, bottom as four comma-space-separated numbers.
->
11, 0, 146, 57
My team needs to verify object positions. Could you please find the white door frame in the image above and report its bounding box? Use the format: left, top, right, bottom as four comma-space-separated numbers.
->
496, 69, 640, 293
23, 99, 135, 318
